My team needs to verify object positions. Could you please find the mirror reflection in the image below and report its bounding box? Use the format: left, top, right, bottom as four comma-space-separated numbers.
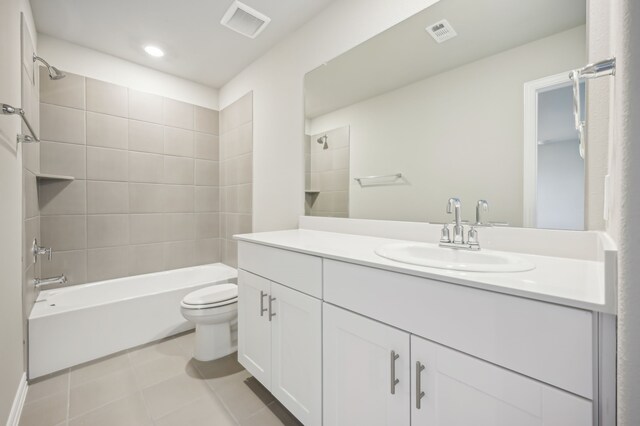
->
304, 0, 587, 230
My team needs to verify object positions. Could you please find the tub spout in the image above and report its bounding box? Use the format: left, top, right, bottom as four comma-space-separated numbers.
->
34, 274, 68, 289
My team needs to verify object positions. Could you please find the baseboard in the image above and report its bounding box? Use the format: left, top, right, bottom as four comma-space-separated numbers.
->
5, 372, 27, 426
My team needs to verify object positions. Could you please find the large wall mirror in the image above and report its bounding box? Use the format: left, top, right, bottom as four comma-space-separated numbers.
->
304, 0, 587, 230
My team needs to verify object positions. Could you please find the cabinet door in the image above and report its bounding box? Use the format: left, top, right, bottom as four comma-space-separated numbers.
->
238, 270, 272, 388
411, 335, 592, 426
324, 303, 410, 426
271, 283, 322, 426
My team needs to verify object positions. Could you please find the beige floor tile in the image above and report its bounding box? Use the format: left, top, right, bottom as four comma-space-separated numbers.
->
155, 393, 237, 426
70, 353, 130, 387
266, 401, 304, 426
239, 406, 285, 426
68, 368, 138, 418
213, 374, 274, 422
190, 352, 244, 381
68, 392, 152, 426
128, 335, 190, 366
141, 371, 213, 420
26, 371, 69, 404
19, 392, 68, 426
132, 353, 194, 388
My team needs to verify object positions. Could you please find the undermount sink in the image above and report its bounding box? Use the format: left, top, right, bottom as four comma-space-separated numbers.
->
375, 243, 536, 273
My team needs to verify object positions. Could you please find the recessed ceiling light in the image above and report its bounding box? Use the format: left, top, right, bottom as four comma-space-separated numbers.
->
144, 45, 164, 57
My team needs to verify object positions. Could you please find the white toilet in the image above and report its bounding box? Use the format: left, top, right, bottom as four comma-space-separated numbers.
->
180, 283, 238, 362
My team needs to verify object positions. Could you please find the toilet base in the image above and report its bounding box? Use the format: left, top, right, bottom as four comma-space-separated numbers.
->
194, 322, 235, 361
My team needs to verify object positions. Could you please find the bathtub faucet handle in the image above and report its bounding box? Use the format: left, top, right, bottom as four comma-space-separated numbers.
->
32, 238, 52, 263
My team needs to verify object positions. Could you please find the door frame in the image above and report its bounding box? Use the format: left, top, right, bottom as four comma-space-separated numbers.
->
522, 71, 574, 228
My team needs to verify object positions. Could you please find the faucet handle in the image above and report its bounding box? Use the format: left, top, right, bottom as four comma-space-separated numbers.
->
440, 224, 451, 243
32, 239, 52, 263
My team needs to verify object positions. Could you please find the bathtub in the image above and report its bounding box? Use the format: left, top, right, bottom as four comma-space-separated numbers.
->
28, 263, 237, 379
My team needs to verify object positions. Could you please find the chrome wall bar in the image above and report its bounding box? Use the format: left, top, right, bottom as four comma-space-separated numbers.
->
569, 57, 616, 159
354, 173, 403, 186
1, 103, 40, 143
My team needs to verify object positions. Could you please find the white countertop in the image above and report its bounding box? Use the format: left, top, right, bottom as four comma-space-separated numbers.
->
235, 229, 615, 314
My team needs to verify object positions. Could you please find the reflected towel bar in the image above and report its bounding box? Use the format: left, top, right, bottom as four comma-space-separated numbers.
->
1, 103, 40, 143
354, 173, 403, 185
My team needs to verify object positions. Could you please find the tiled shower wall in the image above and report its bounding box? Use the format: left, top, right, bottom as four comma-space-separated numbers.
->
38, 72, 222, 285
307, 125, 349, 217
219, 92, 253, 268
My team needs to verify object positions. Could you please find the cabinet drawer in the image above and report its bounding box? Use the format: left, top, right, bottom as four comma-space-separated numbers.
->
238, 242, 322, 298
324, 260, 594, 399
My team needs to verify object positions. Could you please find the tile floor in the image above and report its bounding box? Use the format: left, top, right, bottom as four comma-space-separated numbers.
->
20, 331, 302, 426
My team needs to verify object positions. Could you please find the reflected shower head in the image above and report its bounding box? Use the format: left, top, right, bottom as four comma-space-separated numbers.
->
317, 135, 328, 150
33, 54, 66, 80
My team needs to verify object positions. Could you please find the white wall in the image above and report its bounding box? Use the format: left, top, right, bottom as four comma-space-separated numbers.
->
610, 0, 640, 424
38, 35, 219, 109
308, 27, 585, 226
0, 1, 34, 421
220, 0, 441, 232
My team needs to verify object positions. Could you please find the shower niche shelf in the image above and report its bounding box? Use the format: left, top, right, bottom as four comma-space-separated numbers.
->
35, 173, 75, 182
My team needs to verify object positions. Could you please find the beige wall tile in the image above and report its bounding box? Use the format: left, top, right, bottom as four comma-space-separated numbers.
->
86, 112, 128, 150
221, 239, 237, 269
163, 185, 194, 213
129, 244, 164, 276
194, 239, 221, 265
237, 184, 252, 214
195, 213, 219, 239
129, 151, 164, 183
129, 120, 164, 154
87, 214, 129, 248
87, 247, 132, 282
40, 141, 86, 179
41, 250, 87, 286
129, 90, 163, 124
40, 71, 85, 109
220, 92, 252, 134
41, 215, 87, 251
195, 133, 218, 161
40, 103, 85, 144
163, 213, 195, 241
86, 78, 128, 117
87, 181, 129, 214
163, 98, 194, 130
163, 156, 194, 185
194, 106, 219, 135
195, 186, 219, 213
87, 147, 128, 181
22, 139, 40, 174
24, 170, 39, 219
163, 241, 196, 270
164, 127, 194, 157
129, 214, 164, 244
39, 180, 86, 216
129, 183, 165, 213
195, 160, 218, 186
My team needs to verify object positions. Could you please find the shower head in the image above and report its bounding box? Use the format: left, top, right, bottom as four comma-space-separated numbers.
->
33, 54, 66, 80
317, 135, 328, 150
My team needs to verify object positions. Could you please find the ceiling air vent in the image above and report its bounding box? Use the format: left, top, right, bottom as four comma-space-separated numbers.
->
221, 1, 271, 39
426, 19, 457, 43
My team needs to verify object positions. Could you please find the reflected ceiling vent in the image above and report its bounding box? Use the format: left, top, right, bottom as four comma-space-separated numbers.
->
426, 19, 457, 43
221, 1, 271, 39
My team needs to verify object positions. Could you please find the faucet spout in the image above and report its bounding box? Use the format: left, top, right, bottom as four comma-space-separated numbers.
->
446, 198, 463, 243
34, 274, 68, 289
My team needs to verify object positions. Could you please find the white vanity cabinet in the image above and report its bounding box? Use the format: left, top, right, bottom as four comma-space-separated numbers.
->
410, 335, 592, 426
237, 244, 323, 426
323, 303, 411, 426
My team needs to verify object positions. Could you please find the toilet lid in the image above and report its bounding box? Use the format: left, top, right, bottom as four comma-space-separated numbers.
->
182, 283, 238, 306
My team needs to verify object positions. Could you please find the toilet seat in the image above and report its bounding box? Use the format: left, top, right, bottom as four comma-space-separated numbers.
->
181, 283, 238, 310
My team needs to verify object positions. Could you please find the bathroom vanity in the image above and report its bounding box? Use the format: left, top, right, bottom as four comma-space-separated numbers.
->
235, 227, 616, 426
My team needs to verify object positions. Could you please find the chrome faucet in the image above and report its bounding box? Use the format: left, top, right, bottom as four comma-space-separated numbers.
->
475, 200, 489, 226
32, 238, 52, 263
439, 198, 481, 251
34, 274, 67, 289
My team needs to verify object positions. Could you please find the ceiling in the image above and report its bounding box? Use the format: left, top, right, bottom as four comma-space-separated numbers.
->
30, 0, 335, 88
305, 0, 586, 118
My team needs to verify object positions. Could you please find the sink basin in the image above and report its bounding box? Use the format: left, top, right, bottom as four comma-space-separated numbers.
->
375, 243, 535, 272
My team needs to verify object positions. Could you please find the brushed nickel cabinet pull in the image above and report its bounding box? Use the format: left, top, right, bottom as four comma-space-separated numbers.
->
390, 350, 400, 395
416, 361, 426, 409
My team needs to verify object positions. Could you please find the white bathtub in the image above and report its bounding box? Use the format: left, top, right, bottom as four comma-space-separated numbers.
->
28, 263, 237, 379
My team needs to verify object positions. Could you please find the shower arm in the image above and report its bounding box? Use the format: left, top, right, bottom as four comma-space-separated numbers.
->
1, 103, 40, 143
